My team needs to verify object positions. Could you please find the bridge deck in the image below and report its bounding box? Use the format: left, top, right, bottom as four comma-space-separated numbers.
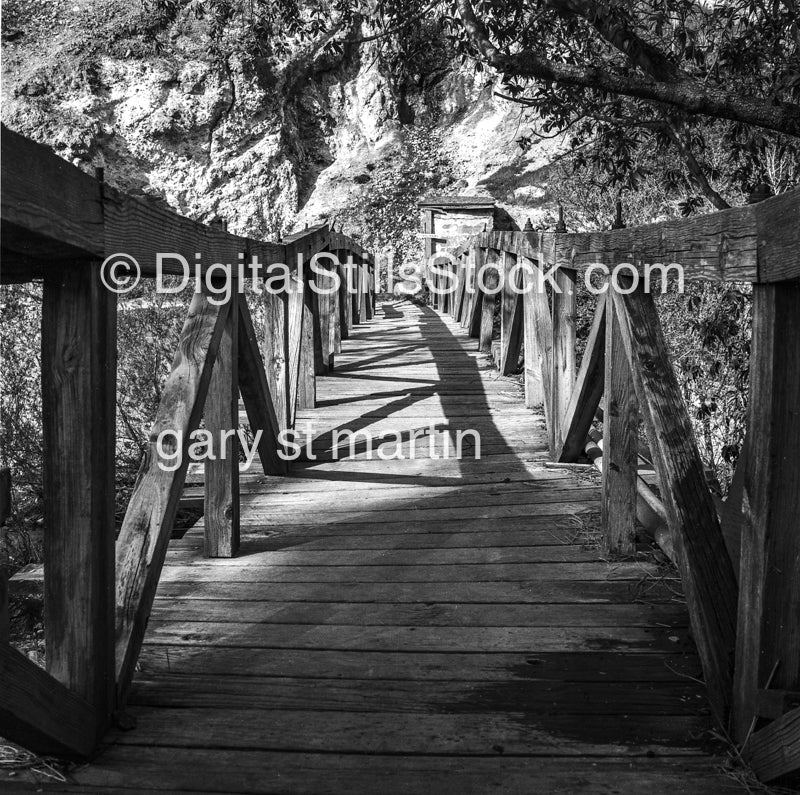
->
47, 301, 734, 792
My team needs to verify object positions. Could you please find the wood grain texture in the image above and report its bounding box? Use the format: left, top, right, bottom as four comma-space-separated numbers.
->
556, 294, 606, 461
611, 287, 738, 723
500, 252, 524, 375
41, 261, 116, 735
236, 294, 287, 475
744, 705, 800, 782
522, 257, 555, 450
551, 268, 577, 454
601, 294, 638, 556
0, 124, 103, 270
478, 250, 499, 353
0, 643, 97, 757
203, 293, 240, 558
260, 285, 289, 431
733, 282, 800, 742
115, 292, 230, 701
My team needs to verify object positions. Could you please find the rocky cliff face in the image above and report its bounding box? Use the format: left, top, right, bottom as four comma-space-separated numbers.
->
1, 0, 564, 253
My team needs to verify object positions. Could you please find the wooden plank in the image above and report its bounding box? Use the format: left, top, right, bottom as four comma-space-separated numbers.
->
41, 260, 116, 736
522, 257, 555, 446
733, 282, 800, 742
136, 647, 702, 682
744, 705, 800, 782
0, 643, 97, 757
286, 271, 305, 424
500, 252, 524, 375
556, 294, 606, 461
467, 246, 484, 337
46, 748, 737, 794
551, 268, 577, 453
479, 249, 499, 352
115, 292, 230, 701
601, 293, 638, 556
236, 295, 287, 475
203, 292, 240, 558
260, 285, 289, 431
0, 125, 103, 271
611, 287, 738, 723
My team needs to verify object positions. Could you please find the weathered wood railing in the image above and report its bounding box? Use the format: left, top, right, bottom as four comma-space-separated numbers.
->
0, 125, 374, 754
438, 191, 800, 783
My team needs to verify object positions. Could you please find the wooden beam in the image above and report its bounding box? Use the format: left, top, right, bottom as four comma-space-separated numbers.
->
733, 282, 800, 742
611, 286, 738, 723
479, 250, 499, 353
0, 643, 97, 757
467, 247, 485, 338
522, 257, 555, 445
601, 293, 638, 556
261, 286, 289, 431
41, 260, 116, 738
204, 291, 240, 559
462, 190, 800, 283
236, 294, 287, 475
556, 294, 606, 461
115, 292, 230, 701
744, 705, 800, 782
550, 268, 577, 454
500, 253, 524, 375
286, 273, 306, 424
0, 125, 103, 270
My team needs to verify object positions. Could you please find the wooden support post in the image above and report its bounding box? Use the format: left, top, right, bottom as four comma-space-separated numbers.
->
338, 252, 353, 338
611, 286, 738, 723
734, 281, 800, 743
351, 256, 362, 325
522, 257, 555, 437
467, 247, 485, 338
115, 293, 230, 701
0, 644, 98, 757
297, 271, 317, 410
204, 289, 240, 558
358, 258, 369, 323
315, 253, 339, 369
365, 257, 375, 320
500, 252, 524, 375
237, 295, 287, 475
261, 285, 288, 431
287, 270, 307, 422
601, 292, 638, 556
1, 570, 8, 645
461, 247, 477, 330
551, 267, 577, 453
479, 250, 499, 353
41, 260, 116, 738
556, 294, 606, 461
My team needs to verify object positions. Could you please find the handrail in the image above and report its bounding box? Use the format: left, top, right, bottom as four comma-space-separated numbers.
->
0, 125, 376, 753
441, 194, 800, 783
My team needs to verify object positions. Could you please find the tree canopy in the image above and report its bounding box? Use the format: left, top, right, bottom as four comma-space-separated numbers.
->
149, 0, 800, 208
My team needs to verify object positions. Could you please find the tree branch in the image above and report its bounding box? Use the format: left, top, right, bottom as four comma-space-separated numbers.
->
456, 0, 800, 136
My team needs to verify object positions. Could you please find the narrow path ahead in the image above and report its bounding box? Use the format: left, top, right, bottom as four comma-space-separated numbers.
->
62, 301, 736, 792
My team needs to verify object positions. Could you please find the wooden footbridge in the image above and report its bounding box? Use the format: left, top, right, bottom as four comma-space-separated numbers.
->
1, 124, 799, 791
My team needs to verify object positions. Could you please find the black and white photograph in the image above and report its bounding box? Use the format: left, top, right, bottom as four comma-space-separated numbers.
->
1, 0, 799, 791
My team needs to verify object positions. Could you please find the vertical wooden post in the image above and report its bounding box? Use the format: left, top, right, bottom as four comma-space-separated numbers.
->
468, 247, 485, 338
204, 289, 240, 558
479, 249, 499, 353
358, 258, 369, 322
550, 267, 577, 454
351, 255, 362, 325
365, 256, 375, 320
601, 292, 638, 556
733, 281, 800, 742
500, 252, 524, 375
521, 246, 544, 408
41, 260, 116, 738
261, 283, 289, 431
297, 263, 317, 410
337, 251, 351, 342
